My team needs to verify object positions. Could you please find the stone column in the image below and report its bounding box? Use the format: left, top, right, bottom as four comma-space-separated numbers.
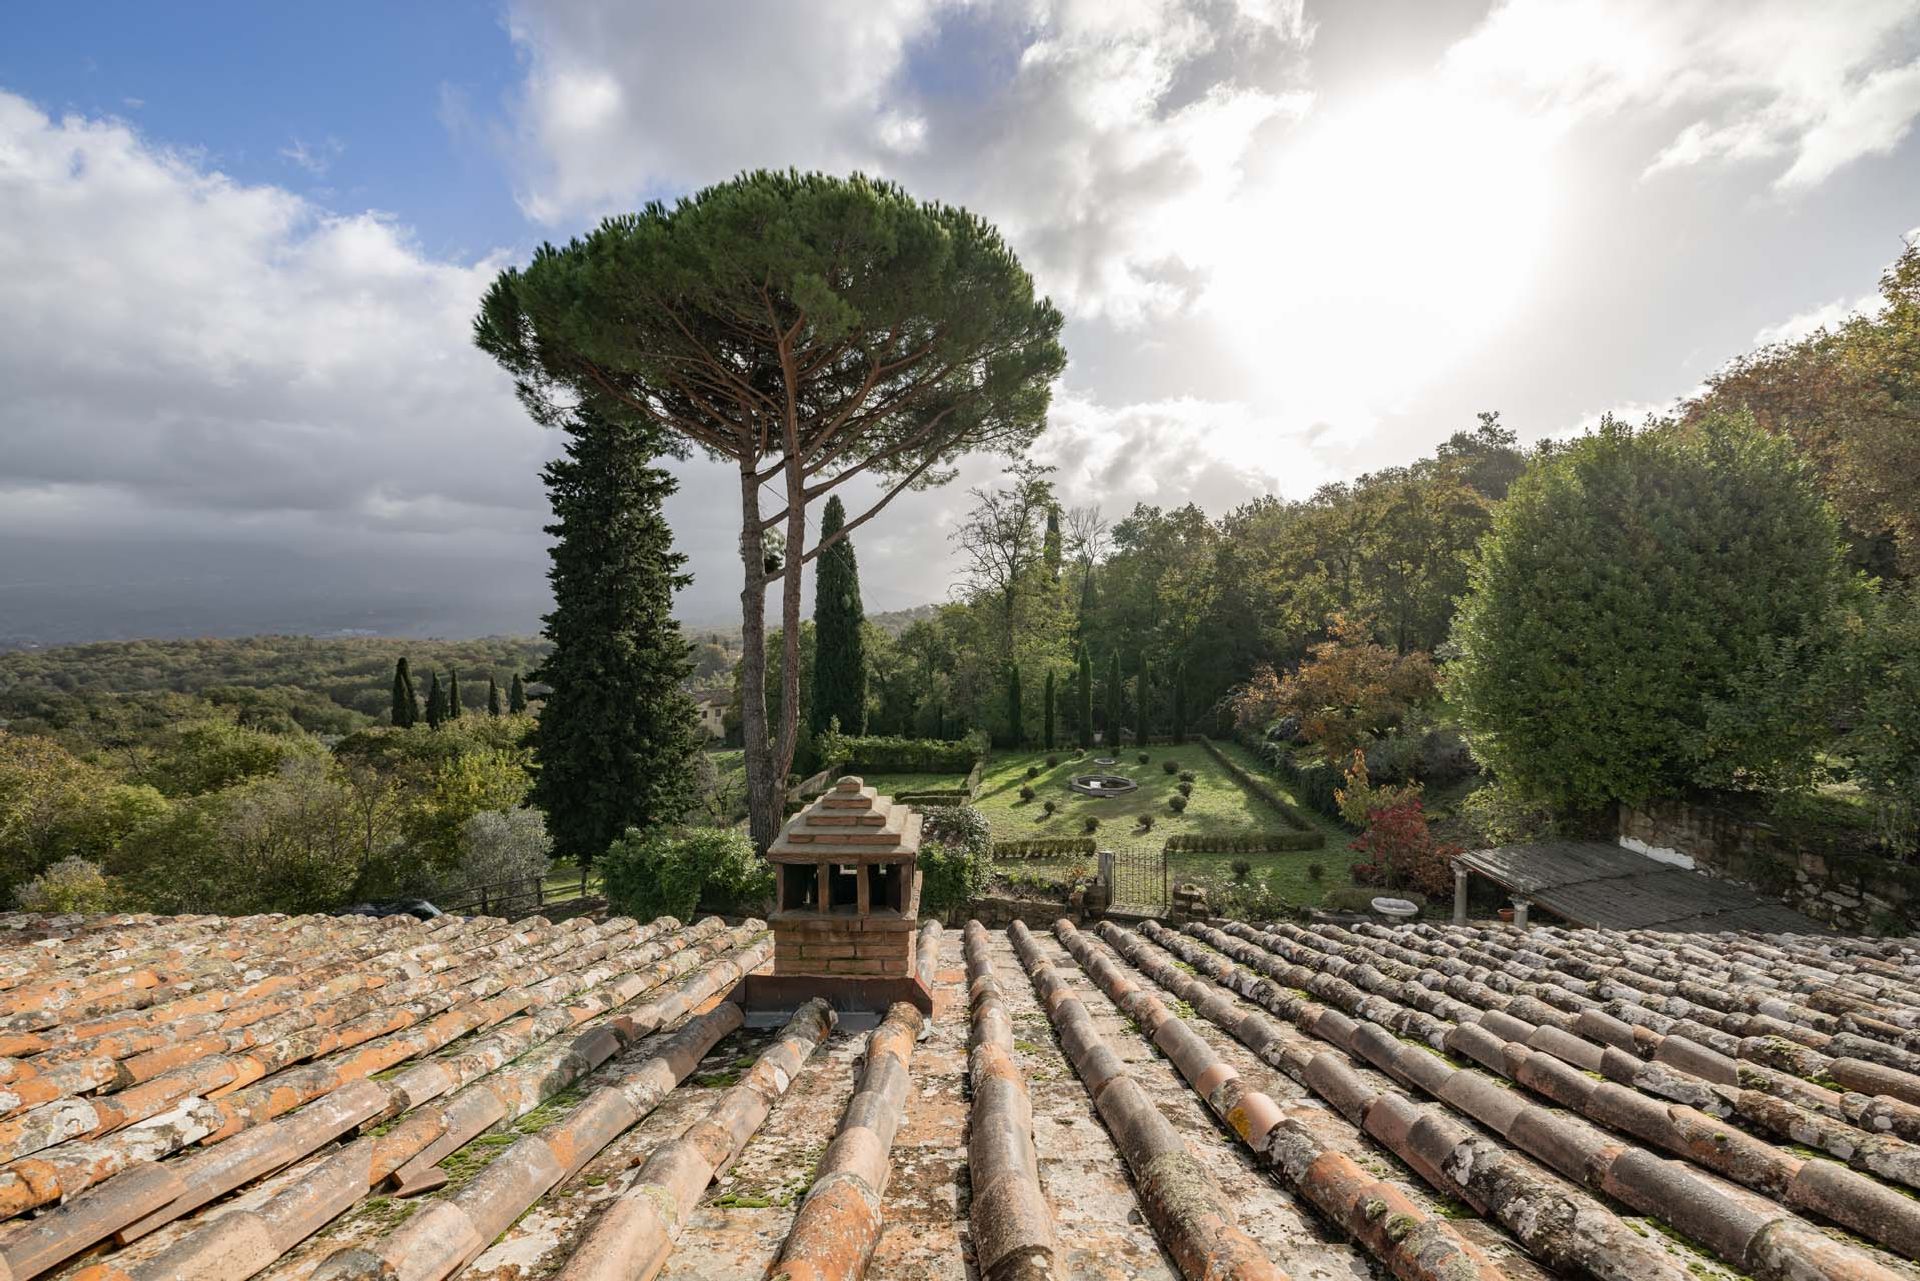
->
1512, 898, 1530, 929
1453, 864, 1470, 925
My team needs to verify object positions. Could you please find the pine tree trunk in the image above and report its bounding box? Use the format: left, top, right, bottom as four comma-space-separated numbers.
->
739, 463, 782, 852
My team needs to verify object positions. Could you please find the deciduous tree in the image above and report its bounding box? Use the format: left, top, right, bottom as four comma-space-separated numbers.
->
1450, 414, 1849, 811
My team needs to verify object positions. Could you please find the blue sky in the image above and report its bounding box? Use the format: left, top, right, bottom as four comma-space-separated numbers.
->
2, 3, 528, 259
2, 1, 1918, 642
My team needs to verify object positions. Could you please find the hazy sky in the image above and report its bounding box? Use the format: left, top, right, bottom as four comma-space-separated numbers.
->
3, 1, 1918, 642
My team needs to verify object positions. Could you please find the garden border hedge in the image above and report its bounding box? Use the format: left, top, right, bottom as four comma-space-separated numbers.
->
990, 837, 1097, 860
1162, 830, 1323, 854
1195, 735, 1321, 832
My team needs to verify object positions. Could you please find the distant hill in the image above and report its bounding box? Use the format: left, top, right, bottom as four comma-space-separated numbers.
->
0, 634, 550, 735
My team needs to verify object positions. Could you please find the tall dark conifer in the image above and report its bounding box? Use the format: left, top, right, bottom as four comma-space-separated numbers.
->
508, 673, 528, 713
424, 672, 447, 729
1172, 662, 1188, 744
533, 403, 701, 868
1106, 650, 1123, 748
488, 676, 503, 717
1137, 654, 1151, 743
447, 670, 463, 719
810, 495, 868, 737
391, 658, 417, 728
1006, 665, 1024, 748
1043, 506, 1062, 580
1077, 648, 1093, 749
1043, 669, 1056, 750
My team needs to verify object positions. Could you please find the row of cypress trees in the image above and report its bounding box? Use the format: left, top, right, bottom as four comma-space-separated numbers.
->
1006, 649, 1186, 750
389, 658, 528, 728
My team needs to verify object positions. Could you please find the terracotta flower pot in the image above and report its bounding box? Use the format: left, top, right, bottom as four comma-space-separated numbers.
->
1497, 906, 1515, 923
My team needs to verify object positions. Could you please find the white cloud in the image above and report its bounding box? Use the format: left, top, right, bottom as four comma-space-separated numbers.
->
502, 0, 1315, 324
0, 93, 545, 542
279, 135, 345, 177
1446, 0, 1920, 190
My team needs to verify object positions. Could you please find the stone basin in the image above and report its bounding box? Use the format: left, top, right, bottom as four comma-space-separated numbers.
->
1069, 774, 1139, 797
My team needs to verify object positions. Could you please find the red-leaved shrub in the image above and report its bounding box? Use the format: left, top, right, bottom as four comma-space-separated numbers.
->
1348, 799, 1459, 898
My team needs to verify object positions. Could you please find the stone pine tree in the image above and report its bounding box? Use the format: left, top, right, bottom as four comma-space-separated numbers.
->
1077, 648, 1093, 749
1172, 662, 1188, 744
475, 171, 1065, 851
508, 672, 528, 713
447, 670, 463, 720
424, 672, 447, 729
1043, 669, 1056, 750
1106, 650, 1123, 748
810, 495, 868, 738
532, 403, 702, 869
1006, 665, 1024, 749
487, 676, 503, 717
390, 658, 417, 728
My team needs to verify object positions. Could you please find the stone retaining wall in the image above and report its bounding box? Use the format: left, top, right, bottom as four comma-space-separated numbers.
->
1618, 797, 1919, 933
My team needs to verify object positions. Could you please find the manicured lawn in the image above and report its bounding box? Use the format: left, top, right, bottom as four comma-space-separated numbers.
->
974, 747, 1283, 858
543, 860, 601, 900
975, 741, 1366, 911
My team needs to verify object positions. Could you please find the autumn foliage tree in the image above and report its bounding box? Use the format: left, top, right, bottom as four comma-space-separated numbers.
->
1234, 615, 1435, 755
1687, 241, 1920, 578
476, 171, 1065, 849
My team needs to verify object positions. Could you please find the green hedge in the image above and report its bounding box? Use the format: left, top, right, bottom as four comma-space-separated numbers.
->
1163, 830, 1324, 854
1234, 729, 1345, 822
990, 837, 1097, 860
1196, 736, 1320, 831
819, 731, 980, 775
895, 788, 973, 805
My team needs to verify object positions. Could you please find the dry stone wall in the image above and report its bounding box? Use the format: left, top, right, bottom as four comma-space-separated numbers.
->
1618, 798, 1918, 933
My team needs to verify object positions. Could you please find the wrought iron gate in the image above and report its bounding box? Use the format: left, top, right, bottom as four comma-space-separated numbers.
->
1100, 848, 1169, 913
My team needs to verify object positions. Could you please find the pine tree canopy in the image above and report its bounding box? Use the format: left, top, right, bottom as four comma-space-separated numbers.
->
531, 403, 701, 866
473, 169, 1065, 851
810, 495, 868, 737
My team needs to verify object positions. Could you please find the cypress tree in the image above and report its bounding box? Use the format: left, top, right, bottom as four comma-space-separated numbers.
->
1077, 648, 1093, 749
810, 495, 868, 736
1106, 650, 1123, 748
488, 675, 503, 717
533, 402, 701, 870
391, 657, 417, 728
1043, 669, 1056, 750
508, 672, 528, 713
447, 669, 463, 720
1172, 662, 1188, 744
1044, 506, 1062, 580
1138, 654, 1151, 744
1006, 665, 1024, 748
424, 671, 447, 729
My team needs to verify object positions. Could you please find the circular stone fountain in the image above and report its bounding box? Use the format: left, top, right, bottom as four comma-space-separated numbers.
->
1069, 774, 1139, 797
